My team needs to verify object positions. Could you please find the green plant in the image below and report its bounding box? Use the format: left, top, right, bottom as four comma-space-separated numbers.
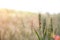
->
34, 15, 53, 40
33, 15, 47, 40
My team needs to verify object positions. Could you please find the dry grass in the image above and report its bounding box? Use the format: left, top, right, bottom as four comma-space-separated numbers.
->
0, 9, 39, 40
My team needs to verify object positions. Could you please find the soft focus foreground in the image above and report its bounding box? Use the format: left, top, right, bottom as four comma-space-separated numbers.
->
0, 9, 40, 40
1, 9, 60, 40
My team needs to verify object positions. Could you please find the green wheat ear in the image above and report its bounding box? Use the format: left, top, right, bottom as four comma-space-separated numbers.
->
33, 13, 41, 40
42, 18, 47, 40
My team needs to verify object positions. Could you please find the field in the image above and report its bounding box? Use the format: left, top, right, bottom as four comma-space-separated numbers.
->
0, 9, 60, 40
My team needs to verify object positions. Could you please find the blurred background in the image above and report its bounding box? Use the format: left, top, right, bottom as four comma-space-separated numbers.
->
0, 0, 60, 40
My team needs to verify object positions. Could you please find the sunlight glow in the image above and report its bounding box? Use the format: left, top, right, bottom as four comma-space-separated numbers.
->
0, 0, 60, 14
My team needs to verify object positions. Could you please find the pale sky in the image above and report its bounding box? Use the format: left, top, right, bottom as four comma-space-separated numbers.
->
0, 0, 60, 14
